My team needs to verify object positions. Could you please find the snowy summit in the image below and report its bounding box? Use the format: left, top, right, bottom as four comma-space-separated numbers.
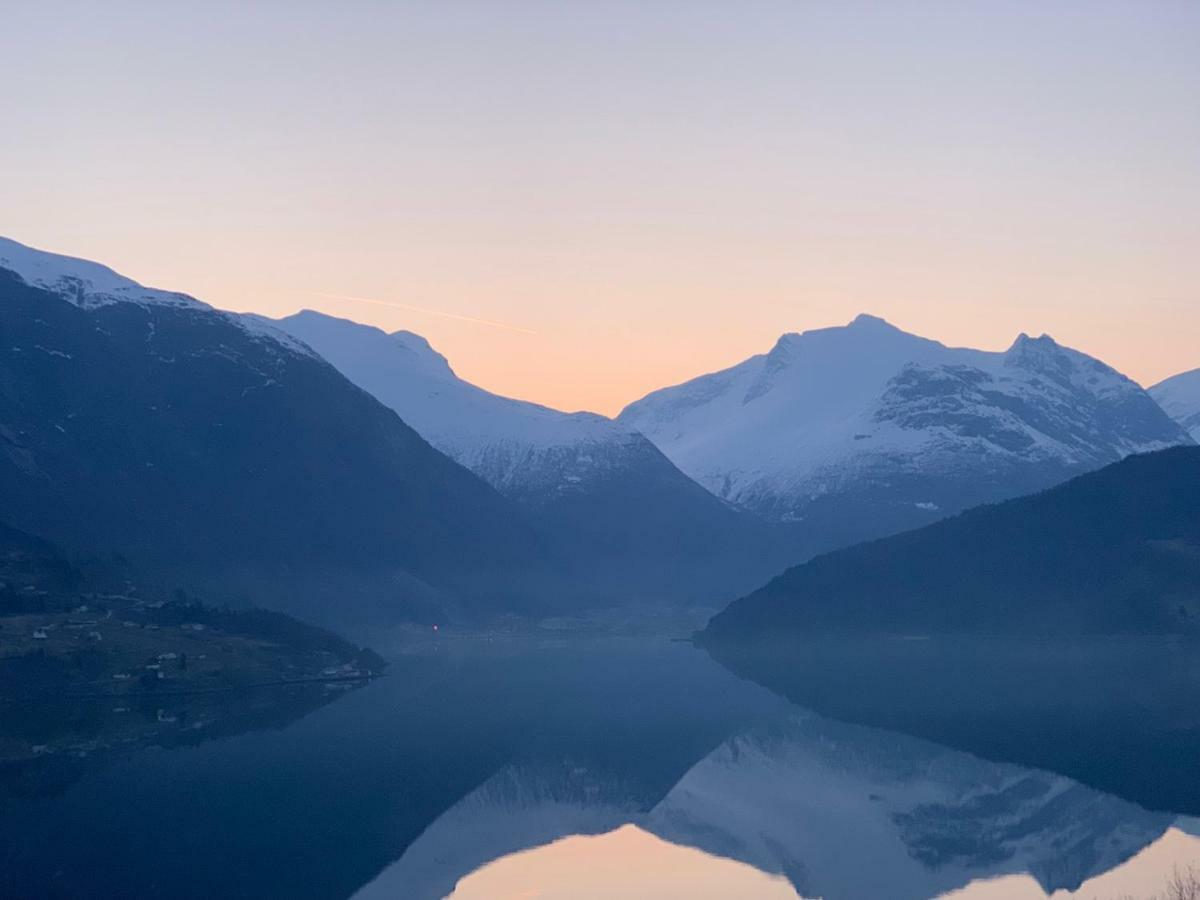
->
619, 314, 1191, 529
0, 236, 313, 357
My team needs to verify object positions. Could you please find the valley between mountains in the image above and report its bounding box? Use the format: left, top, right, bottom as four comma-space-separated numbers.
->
1, 234, 1196, 641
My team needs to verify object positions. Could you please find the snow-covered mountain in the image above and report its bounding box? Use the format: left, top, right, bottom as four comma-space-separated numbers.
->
274, 310, 653, 503
350, 711, 1175, 900
1151, 367, 1200, 442
273, 310, 805, 607
620, 314, 1191, 548
0, 236, 313, 356
646, 712, 1171, 900
0, 237, 555, 625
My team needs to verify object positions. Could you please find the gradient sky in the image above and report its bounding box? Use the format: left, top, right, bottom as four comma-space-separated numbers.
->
3, 1, 1198, 414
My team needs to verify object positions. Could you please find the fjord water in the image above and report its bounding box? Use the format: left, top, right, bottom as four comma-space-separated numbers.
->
3, 634, 1199, 900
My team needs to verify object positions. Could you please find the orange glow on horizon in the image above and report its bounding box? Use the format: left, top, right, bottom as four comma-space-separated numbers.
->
6, 225, 1196, 418
4, 3, 1196, 416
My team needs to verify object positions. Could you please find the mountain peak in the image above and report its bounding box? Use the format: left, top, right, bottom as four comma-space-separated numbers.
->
390, 328, 442, 358
1003, 332, 1079, 380
770, 314, 909, 356
1008, 331, 1061, 351
0, 235, 211, 314
288, 308, 389, 341
278, 310, 457, 380
2, 236, 316, 357
848, 312, 898, 330
389, 329, 456, 378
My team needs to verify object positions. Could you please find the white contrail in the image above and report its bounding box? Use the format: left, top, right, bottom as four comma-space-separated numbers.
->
314, 292, 538, 335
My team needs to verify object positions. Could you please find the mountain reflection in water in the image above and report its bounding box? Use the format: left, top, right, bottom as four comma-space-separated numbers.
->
3, 635, 1199, 900
357, 705, 1199, 900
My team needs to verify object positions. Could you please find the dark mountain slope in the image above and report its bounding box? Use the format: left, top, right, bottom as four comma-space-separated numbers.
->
703, 446, 1200, 638
274, 310, 806, 608
0, 519, 83, 610
0, 268, 549, 623
522, 435, 806, 607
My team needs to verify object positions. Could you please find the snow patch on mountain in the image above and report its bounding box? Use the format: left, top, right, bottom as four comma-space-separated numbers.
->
619, 314, 1190, 522
0, 236, 315, 358
1151, 368, 1200, 442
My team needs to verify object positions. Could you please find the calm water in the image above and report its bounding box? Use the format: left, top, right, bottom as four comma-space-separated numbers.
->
2, 634, 1199, 899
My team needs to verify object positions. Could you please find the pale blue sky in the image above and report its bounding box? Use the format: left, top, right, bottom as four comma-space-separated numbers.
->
2, 1, 1197, 413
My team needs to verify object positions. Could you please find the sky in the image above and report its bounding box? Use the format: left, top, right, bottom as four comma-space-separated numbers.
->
2, 1, 1198, 415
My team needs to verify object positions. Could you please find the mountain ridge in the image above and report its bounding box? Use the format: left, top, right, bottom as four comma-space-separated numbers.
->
619, 314, 1191, 552
0, 241, 554, 626
273, 309, 806, 606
